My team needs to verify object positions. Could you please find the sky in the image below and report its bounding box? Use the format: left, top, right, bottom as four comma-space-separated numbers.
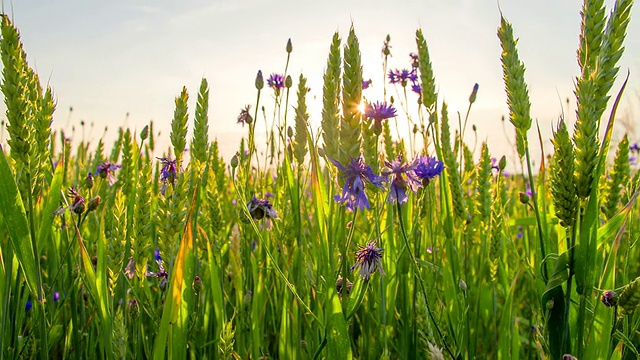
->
2, 0, 640, 170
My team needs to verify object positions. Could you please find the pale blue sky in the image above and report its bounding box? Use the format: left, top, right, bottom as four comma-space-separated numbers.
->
4, 0, 640, 166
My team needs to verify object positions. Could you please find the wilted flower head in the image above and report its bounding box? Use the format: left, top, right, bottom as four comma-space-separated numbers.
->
95, 161, 121, 186
330, 155, 385, 212
383, 156, 422, 204
267, 73, 285, 95
237, 105, 253, 126
145, 252, 169, 289
157, 156, 178, 195
124, 257, 136, 280
601, 290, 618, 307
336, 276, 353, 298
414, 156, 444, 185
245, 196, 279, 230
409, 52, 419, 68
68, 187, 86, 215
350, 241, 385, 281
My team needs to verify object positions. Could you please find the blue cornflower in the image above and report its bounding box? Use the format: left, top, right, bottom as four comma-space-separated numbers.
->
362, 79, 372, 90
53, 292, 61, 302
388, 68, 418, 86
154, 249, 162, 261
411, 84, 422, 95
330, 155, 385, 212
245, 196, 279, 230
157, 156, 178, 195
630, 143, 640, 153
383, 156, 422, 204
95, 161, 121, 186
25, 300, 32, 310
414, 156, 444, 185
364, 101, 397, 136
267, 73, 285, 95
145, 253, 169, 289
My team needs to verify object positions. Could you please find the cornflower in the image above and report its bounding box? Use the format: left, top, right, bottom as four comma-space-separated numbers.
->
157, 156, 178, 195
387, 68, 418, 86
414, 155, 444, 185
409, 52, 419, 68
329, 155, 385, 212
54, 187, 86, 216
246, 196, 279, 230
383, 155, 422, 204
267, 73, 285, 96
145, 251, 169, 289
95, 161, 121, 186
350, 241, 385, 281
362, 79, 372, 90
364, 101, 396, 136
237, 105, 253, 126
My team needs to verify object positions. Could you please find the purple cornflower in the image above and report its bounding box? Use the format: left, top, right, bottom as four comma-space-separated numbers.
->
68, 187, 86, 215
53, 292, 61, 302
414, 156, 444, 185
362, 79, 372, 89
491, 157, 500, 171
350, 241, 385, 281
237, 105, 253, 126
267, 73, 285, 95
95, 161, 121, 186
145, 253, 169, 289
388, 68, 418, 86
601, 290, 618, 307
383, 156, 422, 204
329, 155, 385, 212
630, 143, 640, 153
364, 101, 397, 136
157, 156, 178, 195
154, 249, 162, 261
411, 84, 422, 95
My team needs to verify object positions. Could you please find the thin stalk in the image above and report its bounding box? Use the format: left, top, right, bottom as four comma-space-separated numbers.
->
341, 209, 358, 313
26, 170, 49, 360
395, 199, 455, 359
523, 144, 548, 280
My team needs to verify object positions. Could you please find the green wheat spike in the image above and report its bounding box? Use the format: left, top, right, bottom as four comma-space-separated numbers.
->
593, 0, 633, 119
382, 119, 395, 161
550, 119, 578, 227
441, 102, 468, 220
293, 74, 309, 165
134, 158, 153, 262
321, 32, 342, 161
339, 26, 363, 162
361, 109, 377, 169
1, 14, 35, 200
498, 16, 532, 159
192, 78, 210, 165
119, 129, 135, 196
209, 141, 227, 195
573, 73, 599, 199
578, 0, 606, 72
171, 86, 189, 167
475, 143, 492, 225
36, 86, 55, 182
148, 120, 155, 152
415, 29, 437, 111
204, 165, 224, 238
490, 170, 508, 281
106, 191, 127, 296
463, 142, 474, 175
603, 134, 630, 219
619, 276, 640, 316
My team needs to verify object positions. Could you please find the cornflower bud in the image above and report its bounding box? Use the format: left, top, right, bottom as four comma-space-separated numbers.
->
255, 70, 264, 90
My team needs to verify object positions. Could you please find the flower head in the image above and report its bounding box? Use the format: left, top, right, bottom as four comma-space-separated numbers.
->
350, 241, 385, 281
53, 292, 61, 302
362, 79, 372, 90
630, 143, 640, 153
383, 156, 422, 204
267, 73, 285, 95
388, 68, 418, 86
330, 155, 385, 212
409, 52, 419, 68
157, 156, 178, 195
601, 290, 618, 307
25, 300, 32, 311
145, 253, 169, 289
247, 196, 279, 221
364, 101, 397, 136
414, 156, 444, 185
95, 161, 121, 186
411, 84, 422, 95
237, 105, 253, 126
68, 187, 86, 215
